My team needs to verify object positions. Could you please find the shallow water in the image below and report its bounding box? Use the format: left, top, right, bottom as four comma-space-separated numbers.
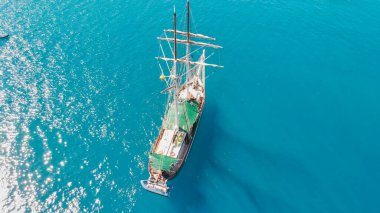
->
1, 0, 380, 212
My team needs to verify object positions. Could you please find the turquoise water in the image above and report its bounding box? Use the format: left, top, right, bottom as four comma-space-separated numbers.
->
1, 0, 380, 212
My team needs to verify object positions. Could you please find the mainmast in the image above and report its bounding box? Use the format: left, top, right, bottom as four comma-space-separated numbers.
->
173, 6, 179, 128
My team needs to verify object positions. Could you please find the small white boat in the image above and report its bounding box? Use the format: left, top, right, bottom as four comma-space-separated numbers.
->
0, 33, 9, 38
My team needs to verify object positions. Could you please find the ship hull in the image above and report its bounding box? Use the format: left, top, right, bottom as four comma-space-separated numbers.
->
148, 100, 204, 180
142, 95, 204, 196
164, 107, 202, 179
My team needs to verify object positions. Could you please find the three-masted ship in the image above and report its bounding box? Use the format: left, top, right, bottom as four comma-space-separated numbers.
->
141, 1, 222, 196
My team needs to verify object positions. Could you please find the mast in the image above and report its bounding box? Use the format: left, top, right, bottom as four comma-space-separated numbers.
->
186, 0, 191, 92
174, 7, 177, 63
173, 6, 179, 128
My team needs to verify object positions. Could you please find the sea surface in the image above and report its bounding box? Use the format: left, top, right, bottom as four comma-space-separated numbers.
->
1, 0, 380, 212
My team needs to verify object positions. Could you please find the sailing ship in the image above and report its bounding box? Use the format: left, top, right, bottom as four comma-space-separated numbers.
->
141, 0, 222, 196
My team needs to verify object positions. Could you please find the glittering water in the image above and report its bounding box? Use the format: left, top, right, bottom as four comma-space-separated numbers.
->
1, 0, 380, 212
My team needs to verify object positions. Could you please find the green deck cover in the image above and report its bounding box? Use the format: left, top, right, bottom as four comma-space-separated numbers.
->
150, 153, 179, 171
165, 100, 199, 132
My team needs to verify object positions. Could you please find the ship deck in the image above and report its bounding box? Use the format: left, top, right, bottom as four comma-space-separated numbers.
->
155, 129, 185, 158
150, 84, 204, 172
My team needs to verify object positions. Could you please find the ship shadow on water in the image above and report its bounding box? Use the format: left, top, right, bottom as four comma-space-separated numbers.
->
169, 101, 283, 212
167, 103, 219, 210
167, 103, 262, 212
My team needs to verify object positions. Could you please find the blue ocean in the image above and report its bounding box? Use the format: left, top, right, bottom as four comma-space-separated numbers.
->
1, 0, 380, 212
